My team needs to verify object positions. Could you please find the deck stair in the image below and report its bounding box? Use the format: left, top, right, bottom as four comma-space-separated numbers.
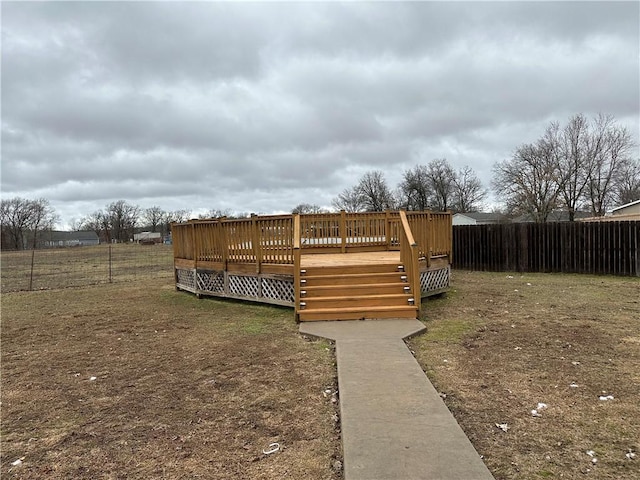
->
297, 262, 419, 321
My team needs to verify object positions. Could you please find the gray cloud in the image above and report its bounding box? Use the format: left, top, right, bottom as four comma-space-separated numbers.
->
2, 1, 638, 227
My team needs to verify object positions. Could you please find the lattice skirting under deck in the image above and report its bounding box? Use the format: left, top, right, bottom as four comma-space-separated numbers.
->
197, 271, 224, 293
420, 266, 450, 296
176, 268, 197, 292
176, 268, 294, 306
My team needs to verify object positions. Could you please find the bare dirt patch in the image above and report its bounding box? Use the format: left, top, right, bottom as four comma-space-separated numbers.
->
409, 271, 640, 480
1, 278, 341, 479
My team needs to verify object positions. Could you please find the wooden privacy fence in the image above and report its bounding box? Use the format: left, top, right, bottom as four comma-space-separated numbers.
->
453, 221, 640, 276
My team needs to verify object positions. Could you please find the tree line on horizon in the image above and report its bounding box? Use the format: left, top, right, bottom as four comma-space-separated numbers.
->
2, 113, 638, 250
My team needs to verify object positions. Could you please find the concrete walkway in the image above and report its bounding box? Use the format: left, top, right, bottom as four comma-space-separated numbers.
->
300, 319, 494, 480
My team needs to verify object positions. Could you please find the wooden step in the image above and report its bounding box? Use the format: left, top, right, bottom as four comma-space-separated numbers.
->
297, 305, 418, 322
301, 263, 403, 276
300, 271, 407, 287
301, 282, 410, 298
301, 293, 414, 309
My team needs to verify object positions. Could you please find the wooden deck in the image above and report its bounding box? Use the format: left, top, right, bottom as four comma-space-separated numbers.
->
301, 251, 400, 268
171, 211, 453, 320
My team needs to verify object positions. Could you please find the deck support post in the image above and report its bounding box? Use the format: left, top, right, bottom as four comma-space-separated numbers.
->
293, 214, 301, 321
340, 210, 347, 253
426, 212, 432, 268
219, 221, 228, 270
191, 221, 198, 271
383, 209, 389, 251
251, 214, 262, 274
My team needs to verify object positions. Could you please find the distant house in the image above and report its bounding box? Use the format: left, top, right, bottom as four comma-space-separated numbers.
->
581, 200, 640, 222
42, 231, 100, 248
612, 199, 640, 217
134, 231, 162, 244
452, 212, 508, 226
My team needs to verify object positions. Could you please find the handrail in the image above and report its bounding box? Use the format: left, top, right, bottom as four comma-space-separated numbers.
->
399, 211, 421, 313
399, 211, 417, 247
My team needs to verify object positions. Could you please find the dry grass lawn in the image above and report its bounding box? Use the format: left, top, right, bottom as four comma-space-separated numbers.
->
1, 244, 174, 292
3, 264, 639, 479
409, 271, 640, 480
1, 278, 341, 479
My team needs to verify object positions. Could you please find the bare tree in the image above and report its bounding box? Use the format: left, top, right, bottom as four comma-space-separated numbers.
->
587, 115, 634, 216
614, 158, 640, 206
426, 159, 456, 211
494, 113, 635, 220
198, 209, 231, 219
291, 203, 328, 214
29, 199, 58, 248
1, 197, 32, 250
163, 209, 191, 236
104, 200, 140, 242
0, 197, 57, 250
68, 218, 83, 232
332, 186, 366, 212
143, 206, 166, 232
356, 170, 395, 211
555, 115, 594, 221
80, 211, 106, 242
452, 166, 486, 212
399, 165, 431, 210
493, 141, 561, 223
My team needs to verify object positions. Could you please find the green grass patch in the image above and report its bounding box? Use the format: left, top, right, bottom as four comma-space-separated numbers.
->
421, 318, 474, 344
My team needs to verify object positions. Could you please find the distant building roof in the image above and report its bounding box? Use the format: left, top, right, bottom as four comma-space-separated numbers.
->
611, 199, 640, 213
44, 231, 99, 242
453, 212, 508, 225
513, 211, 591, 223
580, 213, 640, 222
460, 212, 508, 223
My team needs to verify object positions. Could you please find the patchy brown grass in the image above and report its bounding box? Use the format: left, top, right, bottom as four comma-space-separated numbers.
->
1, 278, 341, 479
409, 271, 640, 480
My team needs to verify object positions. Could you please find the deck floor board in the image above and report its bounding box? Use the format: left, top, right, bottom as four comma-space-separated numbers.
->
301, 251, 401, 267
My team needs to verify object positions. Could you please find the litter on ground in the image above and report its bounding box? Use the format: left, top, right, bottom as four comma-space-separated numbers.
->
262, 443, 280, 455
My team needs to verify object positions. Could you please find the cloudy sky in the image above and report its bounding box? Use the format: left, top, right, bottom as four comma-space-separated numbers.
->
2, 1, 638, 228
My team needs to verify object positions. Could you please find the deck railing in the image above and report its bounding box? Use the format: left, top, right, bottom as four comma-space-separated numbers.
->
299, 211, 395, 251
404, 211, 453, 266
172, 210, 451, 270
172, 214, 294, 272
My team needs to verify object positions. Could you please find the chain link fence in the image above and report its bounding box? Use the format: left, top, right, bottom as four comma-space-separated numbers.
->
1, 244, 174, 292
